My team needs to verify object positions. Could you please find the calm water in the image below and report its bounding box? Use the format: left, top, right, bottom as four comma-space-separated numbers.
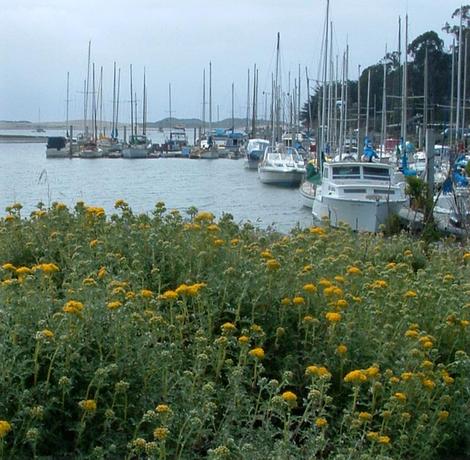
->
0, 137, 313, 233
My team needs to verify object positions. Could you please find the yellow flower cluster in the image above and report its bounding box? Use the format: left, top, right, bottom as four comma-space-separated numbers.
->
325, 312, 341, 323
281, 391, 297, 403
85, 206, 105, 218
315, 417, 328, 428
107, 300, 123, 310
249, 347, 265, 360
370, 279, 388, 289
305, 365, 331, 379
153, 426, 169, 441
309, 226, 326, 236
221, 322, 236, 333
0, 420, 12, 438
344, 369, 368, 384
266, 259, 281, 271
79, 399, 97, 411
347, 266, 362, 275
63, 300, 84, 315
34, 263, 60, 274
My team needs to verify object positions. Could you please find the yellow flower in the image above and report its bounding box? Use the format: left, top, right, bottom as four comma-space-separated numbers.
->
114, 199, 128, 208
281, 391, 297, 403
393, 392, 407, 402
249, 347, 265, 360
443, 274, 454, 283
97, 267, 107, 279
305, 365, 331, 380
318, 278, 332, 288
386, 262, 397, 269
359, 412, 373, 422
281, 297, 291, 306
336, 299, 348, 309
337, 344, 347, 355
422, 379, 436, 391
365, 366, 380, 379
421, 360, 433, 369
266, 259, 281, 271
155, 404, 170, 414
438, 410, 449, 421
185, 283, 206, 296
371, 279, 388, 289
221, 322, 236, 333
347, 266, 362, 275
378, 435, 391, 445
389, 376, 400, 384
367, 431, 380, 442
315, 417, 328, 428
82, 277, 96, 286
2, 263, 16, 271
63, 300, 84, 315
40, 329, 54, 339
405, 329, 419, 338
0, 420, 12, 438
79, 399, 97, 412
404, 249, 412, 256
442, 371, 455, 385
213, 238, 224, 247
16, 266, 32, 275
325, 312, 341, 323
153, 426, 169, 441
303, 283, 317, 294
463, 252, 470, 262
461, 320, 469, 328
107, 300, 123, 310
309, 226, 326, 236
194, 211, 214, 222
238, 335, 250, 345
260, 250, 273, 259
303, 315, 315, 324
404, 290, 417, 298
293, 296, 305, 305
141, 289, 154, 298
401, 372, 413, 381
230, 238, 240, 246
207, 224, 220, 232
344, 370, 367, 384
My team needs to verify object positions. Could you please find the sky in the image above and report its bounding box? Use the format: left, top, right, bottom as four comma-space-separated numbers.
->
0, 0, 464, 124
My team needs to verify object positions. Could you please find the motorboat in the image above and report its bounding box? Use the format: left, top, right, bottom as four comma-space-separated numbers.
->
243, 139, 270, 169
312, 161, 407, 232
79, 142, 103, 159
258, 145, 305, 186
46, 136, 70, 158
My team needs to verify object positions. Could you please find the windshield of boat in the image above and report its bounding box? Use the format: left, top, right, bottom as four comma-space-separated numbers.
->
362, 166, 390, 180
332, 165, 361, 179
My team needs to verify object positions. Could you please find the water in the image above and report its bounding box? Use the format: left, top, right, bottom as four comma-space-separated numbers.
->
0, 141, 314, 233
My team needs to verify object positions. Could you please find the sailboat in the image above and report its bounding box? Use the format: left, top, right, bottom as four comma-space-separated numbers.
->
258, 33, 305, 186
122, 66, 151, 159
163, 83, 188, 157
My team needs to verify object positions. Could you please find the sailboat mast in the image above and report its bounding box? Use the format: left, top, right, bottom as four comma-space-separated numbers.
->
99, 66, 103, 137
401, 15, 408, 150
320, 0, 329, 170
112, 62, 116, 139
130, 64, 134, 141
143, 69, 147, 136
231, 82, 235, 132
252, 64, 257, 137
66, 72, 69, 138
116, 68, 121, 139
381, 48, 387, 159
463, 32, 468, 140
450, 39, 455, 150
246, 69, 250, 134
357, 65, 361, 156
202, 68, 206, 136
92, 63, 97, 141
209, 61, 212, 135
169, 83, 172, 130
365, 69, 371, 136
423, 47, 428, 150
456, 6, 463, 145
84, 41, 91, 136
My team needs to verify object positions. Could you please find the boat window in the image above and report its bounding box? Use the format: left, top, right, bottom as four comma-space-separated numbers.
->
332, 166, 361, 179
363, 166, 390, 179
343, 188, 367, 193
323, 168, 329, 178
373, 189, 395, 195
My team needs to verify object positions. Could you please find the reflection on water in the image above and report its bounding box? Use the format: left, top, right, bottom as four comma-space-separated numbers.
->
0, 141, 314, 233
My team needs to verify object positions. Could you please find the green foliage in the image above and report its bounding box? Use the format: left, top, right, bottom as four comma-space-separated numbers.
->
0, 202, 469, 459
405, 176, 427, 210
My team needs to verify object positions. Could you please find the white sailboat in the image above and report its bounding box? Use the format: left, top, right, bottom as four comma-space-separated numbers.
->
258, 33, 305, 185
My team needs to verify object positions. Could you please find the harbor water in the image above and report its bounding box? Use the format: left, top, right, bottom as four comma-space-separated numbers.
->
0, 133, 314, 233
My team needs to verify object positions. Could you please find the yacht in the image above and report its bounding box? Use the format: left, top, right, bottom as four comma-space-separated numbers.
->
243, 139, 270, 169
258, 145, 305, 186
79, 142, 103, 159
312, 161, 407, 232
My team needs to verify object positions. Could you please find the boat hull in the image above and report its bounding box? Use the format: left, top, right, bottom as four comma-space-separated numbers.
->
299, 181, 316, 208
312, 194, 405, 232
46, 148, 70, 159
258, 167, 304, 186
80, 149, 103, 159
122, 147, 148, 159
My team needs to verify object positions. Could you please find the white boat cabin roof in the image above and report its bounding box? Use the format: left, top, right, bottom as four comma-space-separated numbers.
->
323, 162, 394, 181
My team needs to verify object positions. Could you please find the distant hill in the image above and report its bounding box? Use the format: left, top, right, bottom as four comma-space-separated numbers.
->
0, 118, 268, 130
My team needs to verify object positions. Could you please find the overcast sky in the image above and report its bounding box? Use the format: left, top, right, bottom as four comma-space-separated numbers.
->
0, 0, 463, 123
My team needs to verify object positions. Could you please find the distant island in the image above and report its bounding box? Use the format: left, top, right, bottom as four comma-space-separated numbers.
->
0, 118, 268, 131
